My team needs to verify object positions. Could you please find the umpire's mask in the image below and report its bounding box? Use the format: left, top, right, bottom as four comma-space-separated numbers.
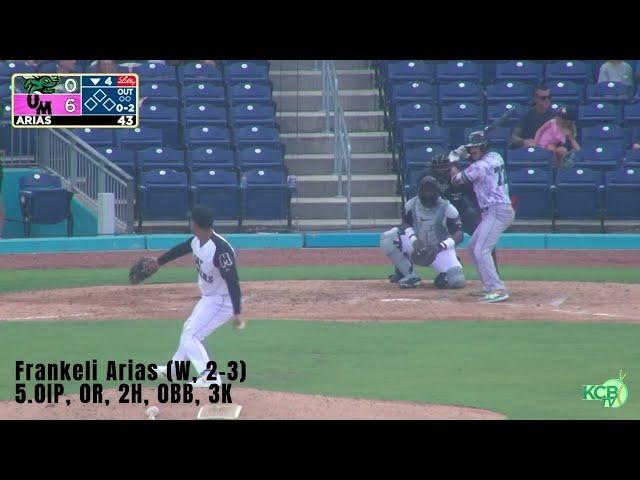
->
418, 175, 440, 208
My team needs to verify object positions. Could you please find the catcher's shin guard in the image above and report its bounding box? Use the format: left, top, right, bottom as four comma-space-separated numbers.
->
380, 228, 412, 277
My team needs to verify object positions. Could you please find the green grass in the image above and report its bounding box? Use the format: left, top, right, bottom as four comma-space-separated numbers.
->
1, 319, 638, 419
1, 264, 639, 294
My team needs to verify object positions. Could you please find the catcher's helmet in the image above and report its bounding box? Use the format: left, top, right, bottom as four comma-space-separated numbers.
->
430, 153, 450, 171
418, 175, 440, 208
465, 130, 488, 150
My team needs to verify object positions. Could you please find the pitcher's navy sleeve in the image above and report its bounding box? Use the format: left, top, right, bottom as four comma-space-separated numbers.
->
157, 238, 193, 266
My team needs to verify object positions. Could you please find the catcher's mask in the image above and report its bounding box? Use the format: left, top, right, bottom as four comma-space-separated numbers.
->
418, 175, 440, 208
465, 130, 488, 159
189, 204, 214, 229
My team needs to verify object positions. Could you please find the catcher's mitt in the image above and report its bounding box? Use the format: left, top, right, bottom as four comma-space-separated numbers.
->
129, 257, 159, 284
410, 240, 440, 267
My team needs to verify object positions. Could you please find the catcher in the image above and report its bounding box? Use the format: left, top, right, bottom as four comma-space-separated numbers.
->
129, 204, 244, 388
380, 175, 466, 289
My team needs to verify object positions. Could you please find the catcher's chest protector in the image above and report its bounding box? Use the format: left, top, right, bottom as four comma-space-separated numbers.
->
409, 197, 450, 247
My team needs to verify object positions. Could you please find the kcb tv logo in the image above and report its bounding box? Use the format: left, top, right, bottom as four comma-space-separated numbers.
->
582, 370, 628, 408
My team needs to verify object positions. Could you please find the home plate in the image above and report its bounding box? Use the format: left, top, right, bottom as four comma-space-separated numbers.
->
381, 298, 422, 302
197, 404, 243, 420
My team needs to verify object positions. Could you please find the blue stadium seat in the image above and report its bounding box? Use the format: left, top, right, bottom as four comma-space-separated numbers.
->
547, 80, 584, 106
0, 61, 37, 79
235, 145, 285, 170
438, 81, 483, 104
140, 83, 180, 106
222, 61, 270, 84
183, 103, 228, 128
389, 81, 437, 106
178, 62, 223, 84
182, 82, 226, 106
401, 144, 448, 168
581, 124, 629, 146
545, 60, 591, 84
73, 128, 114, 148
403, 163, 428, 199
242, 168, 292, 222
187, 146, 236, 170
486, 103, 526, 127
139, 103, 180, 147
508, 167, 554, 219
97, 146, 137, 179
400, 123, 450, 149
386, 61, 434, 83
604, 167, 640, 219
624, 148, 640, 165
439, 102, 483, 146
623, 103, 640, 125
227, 81, 272, 105
189, 168, 241, 222
233, 125, 280, 148
436, 61, 483, 83
137, 147, 186, 172
578, 102, 622, 126
573, 142, 624, 172
18, 173, 74, 236
132, 62, 177, 83
228, 102, 276, 127
118, 126, 164, 151
507, 146, 554, 169
393, 102, 436, 138
495, 61, 543, 84
37, 61, 83, 73
137, 169, 189, 223
555, 167, 604, 220
83, 62, 130, 74
485, 81, 533, 105
185, 126, 231, 148
586, 82, 633, 104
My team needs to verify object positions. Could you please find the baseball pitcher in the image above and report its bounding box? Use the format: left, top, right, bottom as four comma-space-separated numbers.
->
128, 204, 244, 387
380, 175, 466, 289
451, 131, 515, 303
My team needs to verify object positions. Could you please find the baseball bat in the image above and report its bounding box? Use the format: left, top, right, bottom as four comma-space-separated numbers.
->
484, 106, 518, 133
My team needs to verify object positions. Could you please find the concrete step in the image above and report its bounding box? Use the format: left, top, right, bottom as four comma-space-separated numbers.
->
281, 131, 388, 154
285, 153, 394, 175
277, 110, 385, 133
269, 60, 373, 71
270, 69, 376, 91
291, 196, 401, 220
295, 174, 397, 197
273, 89, 379, 112
292, 218, 397, 231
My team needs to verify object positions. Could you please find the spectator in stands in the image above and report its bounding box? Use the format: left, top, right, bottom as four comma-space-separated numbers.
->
598, 60, 633, 86
534, 105, 581, 167
25, 60, 40, 67
57, 60, 80, 73
96, 60, 117, 73
633, 142, 640, 150
510, 84, 555, 148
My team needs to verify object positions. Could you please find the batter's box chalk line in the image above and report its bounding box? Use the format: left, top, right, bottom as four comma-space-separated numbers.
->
380, 298, 423, 302
197, 404, 242, 420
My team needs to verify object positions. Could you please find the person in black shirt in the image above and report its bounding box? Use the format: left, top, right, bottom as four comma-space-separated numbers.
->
510, 84, 555, 149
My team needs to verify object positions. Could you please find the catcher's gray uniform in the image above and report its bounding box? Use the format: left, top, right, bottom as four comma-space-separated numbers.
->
380, 197, 465, 288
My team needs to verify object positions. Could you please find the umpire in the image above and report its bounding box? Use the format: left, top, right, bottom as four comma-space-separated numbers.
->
388, 152, 498, 283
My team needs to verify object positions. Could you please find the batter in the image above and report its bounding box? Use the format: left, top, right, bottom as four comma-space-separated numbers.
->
451, 131, 515, 303
145, 205, 244, 387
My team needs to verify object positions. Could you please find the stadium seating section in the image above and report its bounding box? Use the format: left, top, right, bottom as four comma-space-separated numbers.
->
376, 60, 640, 225
0, 60, 293, 227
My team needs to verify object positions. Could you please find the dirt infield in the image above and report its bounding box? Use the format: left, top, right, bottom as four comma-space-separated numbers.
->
0, 386, 505, 420
2, 248, 640, 269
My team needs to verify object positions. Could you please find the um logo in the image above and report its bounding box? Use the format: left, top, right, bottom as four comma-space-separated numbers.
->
27, 94, 52, 115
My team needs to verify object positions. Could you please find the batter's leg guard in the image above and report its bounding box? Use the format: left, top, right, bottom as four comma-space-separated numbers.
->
380, 228, 413, 277
445, 266, 466, 289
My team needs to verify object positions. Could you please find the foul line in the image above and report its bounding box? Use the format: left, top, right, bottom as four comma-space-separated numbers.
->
1, 313, 91, 322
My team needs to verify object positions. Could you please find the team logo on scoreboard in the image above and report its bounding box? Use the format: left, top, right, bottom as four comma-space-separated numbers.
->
22, 75, 61, 94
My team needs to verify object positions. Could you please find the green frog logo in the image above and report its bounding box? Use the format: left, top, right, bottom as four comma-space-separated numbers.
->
22, 75, 60, 94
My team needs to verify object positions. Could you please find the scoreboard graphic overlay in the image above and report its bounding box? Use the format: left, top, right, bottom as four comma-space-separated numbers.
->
11, 73, 139, 128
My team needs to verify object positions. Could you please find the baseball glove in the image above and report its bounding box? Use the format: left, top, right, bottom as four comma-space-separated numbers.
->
411, 240, 440, 267
129, 257, 159, 284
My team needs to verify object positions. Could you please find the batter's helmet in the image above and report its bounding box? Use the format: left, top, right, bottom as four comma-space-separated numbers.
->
465, 130, 488, 150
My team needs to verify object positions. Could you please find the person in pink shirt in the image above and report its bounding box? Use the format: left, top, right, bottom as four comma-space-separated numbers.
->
534, 105, 581, 168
